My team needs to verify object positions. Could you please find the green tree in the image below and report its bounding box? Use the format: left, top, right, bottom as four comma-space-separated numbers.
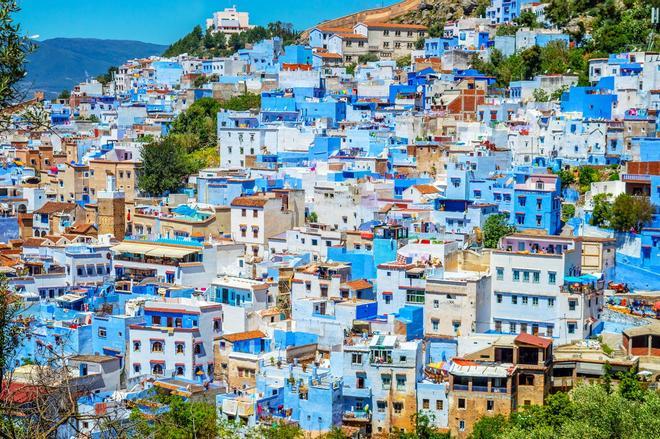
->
532, 88, 549, 102
482, 214, 516, 249
513, 10, 541, 29
96, 65, 118, 85
57, 89, 71, 100
345, 63, 357, 75
130, 394, 219, 439
0, 0, 36, 132
323, 426, 349, 439
578, 166, 598, 193
561, 203, 575, 223
358, 53, 379, 64
170, 97, 223, 150
609, 194, 654, 233
395, 412, 449, 439
0, 275, 25, 398
590, 193, 612, 228
163, 25, 204, 57
555, 168, 575, 190
397, 55, 412, 68
137, 135, 195, 196
307, 211, 318, 223
469, 415, 508, 439
471, 383, 660, 438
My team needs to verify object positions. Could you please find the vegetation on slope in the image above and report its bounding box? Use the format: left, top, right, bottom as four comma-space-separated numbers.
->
163, 22, 299, 58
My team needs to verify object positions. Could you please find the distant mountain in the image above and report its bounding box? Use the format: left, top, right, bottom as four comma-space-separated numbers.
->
23, 38, 167, 97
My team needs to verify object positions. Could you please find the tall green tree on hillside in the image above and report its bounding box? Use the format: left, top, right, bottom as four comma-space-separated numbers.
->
482, 214, 516, 248
0, 0, 36, 132
169, 97, 222, 150
137, 135, 195, 196
609, 194, 654, 233
470, 383, 660, 439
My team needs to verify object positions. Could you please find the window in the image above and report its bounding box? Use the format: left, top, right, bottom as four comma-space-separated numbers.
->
487, 400, 494, 411
497, 294, 502, 303
523, 271, 530, 283
532, 297, 539, 306
459, 420, 465, 432
396, 375, 406, 390
568, 323, 576, 334
377, 401, 387, 412
351, 353, 363, 365
510, 322, 517, 333
393, 402, 403, 414
511, 295, 518, 305
241, 209, 246, 217
176, 343, 185, 354
548, 298, 555, 307
133, 364, 141, 373
98, 327, 107, 338
548, 272, 556, 284
253, 209, 258, 218
496, 267, 504, 280
569, 300, 577, 311
522, 296, 528, 305
382, 374, 391, 389
436, 400, 443, 410
533, 272, 540, 283
513, 270, 520, 282
432, 320, 439, 331
458, 398, 466, 409
422, 399, 429, 409
194, 343, 202, 355
133, 341, 141, 351
151, 341, 163, 352
433, 300, 439, 309
520, 323, 527, 333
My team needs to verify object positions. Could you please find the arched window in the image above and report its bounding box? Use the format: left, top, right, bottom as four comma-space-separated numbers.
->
151, 341, 163, 352
133, 341, 141, 352
194, 343, 202, 355
176, 366, 184, 376
152, 364, 163, 375
176, 343, 185, 354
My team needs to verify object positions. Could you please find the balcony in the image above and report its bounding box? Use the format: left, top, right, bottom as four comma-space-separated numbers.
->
453, 384, 469, 391
343, 410, 371, 423
491, 386, 508, 393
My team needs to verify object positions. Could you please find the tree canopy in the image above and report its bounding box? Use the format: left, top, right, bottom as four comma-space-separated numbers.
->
163, 22, 299, 58
482, 214, 516, 249
470, 378, 660, 439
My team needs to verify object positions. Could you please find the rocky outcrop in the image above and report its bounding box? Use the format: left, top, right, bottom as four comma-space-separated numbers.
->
392, 0, 482, 27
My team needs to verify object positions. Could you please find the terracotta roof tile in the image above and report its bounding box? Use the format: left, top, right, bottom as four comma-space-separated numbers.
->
230, 196, 269, 208
222, 330, 267, 342
34, 202, 78, 215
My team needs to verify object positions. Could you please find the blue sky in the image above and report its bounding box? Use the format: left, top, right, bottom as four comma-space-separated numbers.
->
17, 0, 395, 45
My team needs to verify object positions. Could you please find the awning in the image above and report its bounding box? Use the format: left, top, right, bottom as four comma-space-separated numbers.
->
111, 242, 153, 255
147, 247, 198, 258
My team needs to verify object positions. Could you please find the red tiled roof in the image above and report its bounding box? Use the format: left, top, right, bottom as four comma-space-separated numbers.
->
334, 33, 368, 40
316, 52, 343, 59
34, 202, 78, 215
515, 332, 552, 349
222, 330, 267, 342
413, 184, 440, 195
230, 196, 269, 208
343, 279, 373, 290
